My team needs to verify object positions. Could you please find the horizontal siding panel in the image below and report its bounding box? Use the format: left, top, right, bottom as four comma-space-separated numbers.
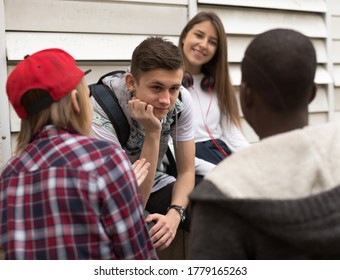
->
7, 62, 130, 86
308, 88, 328, 113
9, 105, 20, 133
239, 117, 332, 143
334, 112, 340, 122
8, 32, 326, 64
315, 66, 333, 84
310, 39, 327, 63
332, 41, 340, 63
65, 0, 187, 4
229, 65, 241, 86
230, 65, 332, 86
330, 0, 340, 15
334, 88, 340, 111
237, 87, 328, 114
228, 37, 252, 63
331, 16, 340, 39
198, 6, 327, 38
6, 32, 179, 61
79, 64, 131, 85
7, 32, 328, 64
228, 36, 327, 63
309, 112, 328, 125
5, 0, 187, 35
198, 0, 327, 13
333, 65, 340, 86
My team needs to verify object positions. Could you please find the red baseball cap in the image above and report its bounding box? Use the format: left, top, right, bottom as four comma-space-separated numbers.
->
6, 48, 91, 119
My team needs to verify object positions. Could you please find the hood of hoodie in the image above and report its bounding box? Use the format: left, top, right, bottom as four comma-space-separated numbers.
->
192, 122, 340, 256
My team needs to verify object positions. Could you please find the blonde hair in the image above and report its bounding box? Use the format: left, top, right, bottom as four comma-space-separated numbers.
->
15, 79, 92, 154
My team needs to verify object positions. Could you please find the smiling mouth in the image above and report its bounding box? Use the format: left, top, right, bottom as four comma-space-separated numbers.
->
155, 107, 169, 112
193, 48, 206, 57
154, 107, 171, 116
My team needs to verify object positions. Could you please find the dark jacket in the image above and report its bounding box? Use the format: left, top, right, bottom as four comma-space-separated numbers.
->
188, 123, 340, 260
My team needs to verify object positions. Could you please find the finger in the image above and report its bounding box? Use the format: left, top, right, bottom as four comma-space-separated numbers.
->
138, 161, 150, 176
157, 238, 172, 251
152, 231, 172, 250
146, 104, 154, 114
132, 158, 145, 171
133, 160, 150, 182
149, 222, 169, 244
146, 215, 162, 236
134, 100, 148, 112
145, 213, 161, 224
132, 159, 141, 169
136, 169, 148, 185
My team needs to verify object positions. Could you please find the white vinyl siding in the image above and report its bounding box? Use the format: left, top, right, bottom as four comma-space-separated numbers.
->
196, 1, 332, 142
330, 0, 340, 121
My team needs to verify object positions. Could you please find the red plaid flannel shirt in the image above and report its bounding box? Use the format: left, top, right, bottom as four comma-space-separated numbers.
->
0, 125, 157, 260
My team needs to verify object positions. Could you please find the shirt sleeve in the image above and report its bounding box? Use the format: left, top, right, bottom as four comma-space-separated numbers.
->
171, 87, 195, 142
220, 115, 250, 152
195, 157, 216, 176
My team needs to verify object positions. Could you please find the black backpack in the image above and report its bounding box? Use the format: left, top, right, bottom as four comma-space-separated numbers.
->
89, 70, 179, 177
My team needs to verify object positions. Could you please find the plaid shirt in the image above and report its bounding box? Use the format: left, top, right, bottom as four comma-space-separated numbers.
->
0, 125, 157, 260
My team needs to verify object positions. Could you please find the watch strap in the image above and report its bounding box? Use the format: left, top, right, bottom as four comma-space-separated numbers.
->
167, 205, 186, 223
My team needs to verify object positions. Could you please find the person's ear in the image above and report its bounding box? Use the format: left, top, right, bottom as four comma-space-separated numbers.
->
70, 90, 80, 114
308, 83, 317, 104
240, 82, 253, 108
125, 73, 136, 94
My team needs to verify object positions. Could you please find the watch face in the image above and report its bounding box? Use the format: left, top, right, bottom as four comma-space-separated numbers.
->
180, 209, 186, 222
168, 205, 186, 223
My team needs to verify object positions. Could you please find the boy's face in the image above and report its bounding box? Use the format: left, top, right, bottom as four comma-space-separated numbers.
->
133, 68, 184, 120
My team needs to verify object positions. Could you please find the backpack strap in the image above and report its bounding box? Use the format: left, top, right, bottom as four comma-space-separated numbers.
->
97, 70, 126, 84
166, 146, 177, 177
165, 90, 183, 178
89, 83, 130, 147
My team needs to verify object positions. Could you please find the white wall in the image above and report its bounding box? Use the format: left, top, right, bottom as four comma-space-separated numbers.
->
330, 0, 340, 120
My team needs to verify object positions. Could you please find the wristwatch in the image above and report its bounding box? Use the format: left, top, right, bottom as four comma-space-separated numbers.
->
167, 205, 186, 223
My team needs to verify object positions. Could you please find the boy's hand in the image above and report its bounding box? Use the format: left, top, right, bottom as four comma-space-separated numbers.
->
128, 98, 162, 133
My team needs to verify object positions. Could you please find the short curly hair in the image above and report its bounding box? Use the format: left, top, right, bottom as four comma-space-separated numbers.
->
241, 28, 317, 112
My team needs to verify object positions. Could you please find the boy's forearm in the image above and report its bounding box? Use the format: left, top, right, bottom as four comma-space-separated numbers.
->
170, 171, 195, 208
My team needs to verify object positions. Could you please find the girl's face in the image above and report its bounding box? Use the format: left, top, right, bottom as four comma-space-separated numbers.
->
182, 20, 218, 74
